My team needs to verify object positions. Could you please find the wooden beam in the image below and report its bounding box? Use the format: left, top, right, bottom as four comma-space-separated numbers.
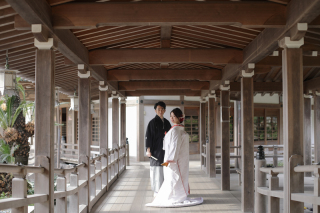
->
303, 76, 320, 93
86, 49, 243, 65
6, 1, 124, 96
50, 2, 286, 29
230, 82, 282, 92
118, 81, 209, 91
257, 55, 320, 67
220, 0, 320, 85
161, 25, 172, 48
107, 69, 222, 81
125, 90, 201, 96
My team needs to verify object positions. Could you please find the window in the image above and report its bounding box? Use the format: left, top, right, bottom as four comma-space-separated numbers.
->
254, 116, 265, 141
184, 116, 199, 143
266, 116, 278, 141
92, 116, 100, 146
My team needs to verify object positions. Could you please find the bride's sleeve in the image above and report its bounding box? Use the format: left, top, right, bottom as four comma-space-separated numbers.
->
166, 129, 181, 163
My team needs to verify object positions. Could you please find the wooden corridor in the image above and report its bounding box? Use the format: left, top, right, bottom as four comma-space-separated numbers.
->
91, 161, 242, 213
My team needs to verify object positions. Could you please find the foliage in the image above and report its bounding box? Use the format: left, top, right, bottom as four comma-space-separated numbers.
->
27, 180, 34, 195
16, 77, 25, 101
0, 96, 23, 129
0, 192, 10, 199
0, 139, 19, 164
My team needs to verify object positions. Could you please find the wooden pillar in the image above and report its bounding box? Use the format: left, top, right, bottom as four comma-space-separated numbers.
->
279, 37, 304, 213
200, 100, 206, 169
120, 98, 126, 169
233, 101, 239, 169
112, 93, 119, 149
215, 98, 221, 165
99, 84, 108, 189
137, 96, 144, 162
120, 98, 126, 146
240, 71, 254, 212
304, 96, 312, 177
220, 86, 230, 191
237, 101, 242, 169
315, 94, 320, 163
34, 38, 55, 212
280, 105, 283, 145
208, 94, 216, 178
180, 95, 185, 112
78, 68, 91, 211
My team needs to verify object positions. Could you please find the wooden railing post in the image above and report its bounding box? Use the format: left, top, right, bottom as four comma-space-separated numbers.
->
268, 173, 280, 213
96, 160, 102, 191
273, 146, 278, 167
11, 171, 27, 213
69, 173, 79, 212
126, 144, 130, 166
56, 175, 67, 213
314, 168, 320, 213
255, 158, 267, 213
89, 162, 96, 200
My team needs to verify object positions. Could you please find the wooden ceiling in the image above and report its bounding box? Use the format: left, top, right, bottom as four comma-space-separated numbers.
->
1, 0, 320, 99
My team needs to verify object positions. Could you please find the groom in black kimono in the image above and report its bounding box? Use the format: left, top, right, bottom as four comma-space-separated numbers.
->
146, 101, 171, 197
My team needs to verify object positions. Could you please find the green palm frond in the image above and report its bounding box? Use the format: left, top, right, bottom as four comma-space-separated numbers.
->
16, 77, 26, 101
0, 109, 8, 129
11, 105, 23, 127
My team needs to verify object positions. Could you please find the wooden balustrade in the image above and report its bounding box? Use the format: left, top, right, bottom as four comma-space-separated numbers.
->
255, 158, 320, 212
0, 144, 128, 213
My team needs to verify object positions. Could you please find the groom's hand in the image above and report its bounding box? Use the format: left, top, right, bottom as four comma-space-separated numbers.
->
146, 148, 151, 157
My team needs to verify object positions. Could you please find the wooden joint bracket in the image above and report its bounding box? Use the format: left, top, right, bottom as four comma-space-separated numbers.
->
279, 37, 304, 49
112, 91, 119, 99
270, 51, 279, 56
208, 90, 216, 98
290, 23, 308, 41
78, 71, 90, 78
120, 97, 126, 104
34, 38, 55, 50
220, 81, 230, 91
32, 24, 49, 42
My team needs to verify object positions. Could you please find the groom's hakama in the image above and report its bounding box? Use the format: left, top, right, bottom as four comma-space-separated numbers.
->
146, 115, 171, 193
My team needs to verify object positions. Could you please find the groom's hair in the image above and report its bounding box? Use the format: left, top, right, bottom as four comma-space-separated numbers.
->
154, 101, 166, 110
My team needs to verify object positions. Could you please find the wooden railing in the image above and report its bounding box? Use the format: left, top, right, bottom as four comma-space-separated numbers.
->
0, 144, 128, 213
255, 155, 320, 213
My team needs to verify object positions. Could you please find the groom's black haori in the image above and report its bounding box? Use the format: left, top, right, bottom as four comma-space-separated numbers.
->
145, 102, 171, 166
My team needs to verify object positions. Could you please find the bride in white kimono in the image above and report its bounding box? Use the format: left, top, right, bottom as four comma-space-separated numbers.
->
146, 108, 203, 208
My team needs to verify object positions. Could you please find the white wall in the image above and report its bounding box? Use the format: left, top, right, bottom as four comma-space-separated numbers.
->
254, 94, 279, 104
126, 106, 138, 157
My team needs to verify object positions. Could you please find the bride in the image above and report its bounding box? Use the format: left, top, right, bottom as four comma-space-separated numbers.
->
146, 108, 203, 207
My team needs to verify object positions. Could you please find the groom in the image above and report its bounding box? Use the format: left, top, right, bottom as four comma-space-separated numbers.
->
145, 101, 171, 197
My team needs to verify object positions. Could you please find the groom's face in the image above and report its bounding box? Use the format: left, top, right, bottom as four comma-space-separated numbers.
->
155, 105, 165, 118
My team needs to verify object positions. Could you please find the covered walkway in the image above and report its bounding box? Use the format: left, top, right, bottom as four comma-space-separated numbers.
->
92, 161, 241, 213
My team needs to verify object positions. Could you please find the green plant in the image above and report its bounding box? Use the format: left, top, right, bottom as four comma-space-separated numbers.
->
0, 139, 19, 164
0, 96, 23, 129
0, 192, 10, 199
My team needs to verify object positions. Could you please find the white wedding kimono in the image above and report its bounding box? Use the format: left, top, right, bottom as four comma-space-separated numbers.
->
146, 125, 203, 207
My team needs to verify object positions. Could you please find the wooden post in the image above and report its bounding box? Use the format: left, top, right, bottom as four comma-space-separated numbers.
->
279, 36, 304, 213
200, 100, 206, 169
304, 96, 312, 177
99, 84, 109, 189
11, 173, 27, 213
56, 176, 67, 213
240, 71, 254, 212
137, 96, 144, 162
215, 98, 221, 169
34, 37, 55, 213
69, 173, 79, 212
78, 68, 91, 212
254, 159, 267, 213
67, 109, 77, 155
120, 98, 126, 169
180, 95, 185, 112
236, 101, 242, 169
220, 85, 230, 191
315, 93, 320, 164
112, 93, 119, 149
208, 93, 216, 178
233, 101, 239, 169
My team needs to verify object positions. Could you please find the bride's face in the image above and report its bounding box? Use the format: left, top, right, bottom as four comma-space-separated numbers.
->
170, 112, 180, 124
